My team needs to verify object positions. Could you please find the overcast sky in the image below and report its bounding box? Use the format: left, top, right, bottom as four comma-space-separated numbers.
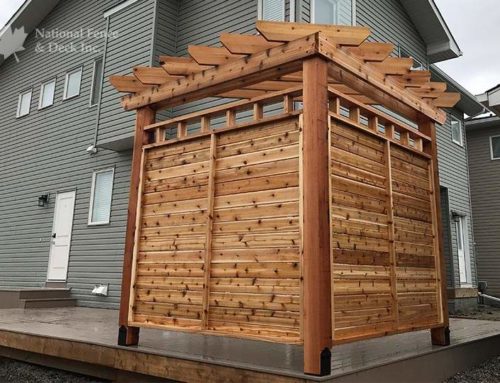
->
1, 0, 498, 95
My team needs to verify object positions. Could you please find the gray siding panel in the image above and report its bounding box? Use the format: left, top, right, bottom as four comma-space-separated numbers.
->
356, 0, 427, 65
437, 111, 476, 288
0, 0, 145, 309
467, 124, 500, 296
97, 0, 156, 145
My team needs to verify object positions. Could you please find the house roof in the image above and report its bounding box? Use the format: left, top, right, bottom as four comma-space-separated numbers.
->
400, 0, 462, 63
0, 0, 462, 68
430, 64, 486, 117
476, 84, 500, 117
465, 115, 500, 131
0, 0, 60, 66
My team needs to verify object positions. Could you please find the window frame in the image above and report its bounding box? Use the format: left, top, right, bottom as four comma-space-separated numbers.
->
311, 0, 355, 25
89, 57, 104, 107
63, 66, 83, 100
38, 78, 57, 110
490, 135, 500, 160
88, 167, 115, 226
450, 116, 464, 147
257, 0, 286, 21
311, 0, 340, 24
16, 88, 33, 118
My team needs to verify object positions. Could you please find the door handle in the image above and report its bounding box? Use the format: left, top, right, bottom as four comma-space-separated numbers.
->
51, 233, 57, 238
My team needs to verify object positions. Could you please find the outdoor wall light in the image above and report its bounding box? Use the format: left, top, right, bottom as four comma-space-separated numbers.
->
38, 194, 49, 207
451, 211, 463, 223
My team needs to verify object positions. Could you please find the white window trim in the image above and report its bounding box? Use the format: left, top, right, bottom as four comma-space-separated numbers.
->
489, 135, 500, 160
16, 89, 32, 118
88, 167, 115, 226
89, 57, 104, 107
450, 116, 464, 147
63, 66, 83, 100
290, 0, 296, 22
38, 78, 56, 110
258, 0, 286, 21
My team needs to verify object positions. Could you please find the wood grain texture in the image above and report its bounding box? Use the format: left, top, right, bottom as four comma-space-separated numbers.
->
302, 57, 332, 375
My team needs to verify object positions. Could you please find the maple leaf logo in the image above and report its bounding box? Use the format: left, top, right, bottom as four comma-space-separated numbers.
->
0, 26, 28, 63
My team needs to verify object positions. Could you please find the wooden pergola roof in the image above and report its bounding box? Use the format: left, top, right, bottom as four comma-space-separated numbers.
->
110, 21, 460, 124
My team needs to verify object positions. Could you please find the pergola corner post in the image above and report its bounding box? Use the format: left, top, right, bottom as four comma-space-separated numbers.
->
419, 117, 451, 347
302, 56, 333, 376
118, 106, 156, 346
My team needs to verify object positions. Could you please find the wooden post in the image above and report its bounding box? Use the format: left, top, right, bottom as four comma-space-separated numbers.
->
302, 57, 332, 376
118, 106, 155, 346
419, 117, 450, 346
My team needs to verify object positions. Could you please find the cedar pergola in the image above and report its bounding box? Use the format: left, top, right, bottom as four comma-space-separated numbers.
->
112, 21, 458, 376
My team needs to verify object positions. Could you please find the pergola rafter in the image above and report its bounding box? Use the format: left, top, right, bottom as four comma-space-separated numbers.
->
110, 21, 459, 124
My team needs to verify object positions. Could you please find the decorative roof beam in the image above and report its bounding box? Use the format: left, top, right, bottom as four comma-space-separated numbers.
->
188, 45, 245, 65
343, 42, 395, 62
220, 33, 281, 54
160, 56, 212, 75
109, 75, 152, 93
133, 67, 182, 85
256, 20, 370, 46
318, 34, 448, 123
121, 33, 318, 110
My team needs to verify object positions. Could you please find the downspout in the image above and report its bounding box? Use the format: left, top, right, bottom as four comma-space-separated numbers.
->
91, 16, 111, 150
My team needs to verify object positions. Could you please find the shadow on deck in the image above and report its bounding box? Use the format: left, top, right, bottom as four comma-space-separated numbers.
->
0, 307, 498, 382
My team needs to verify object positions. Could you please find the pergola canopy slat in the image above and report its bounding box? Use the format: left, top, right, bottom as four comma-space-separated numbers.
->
111, 21, 459, 124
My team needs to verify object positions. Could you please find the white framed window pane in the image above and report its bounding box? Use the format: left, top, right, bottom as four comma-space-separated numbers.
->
65, 68, 82, 99
491, 136, 500, 159
90, 169, 114, 224
261, 0, 285, 21
314, 0, 339, 24
90, 58, 104, 106
17, 91, 32, 117
40, 80, 56, 109
451, 119, 463, 145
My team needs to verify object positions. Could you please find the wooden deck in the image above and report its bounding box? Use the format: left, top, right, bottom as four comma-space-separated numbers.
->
0, 307, 498, 382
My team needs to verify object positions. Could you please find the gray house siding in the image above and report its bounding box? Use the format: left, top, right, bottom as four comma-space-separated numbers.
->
436, 111, 476, 289
0, 0, 476, 309
97, 0, 156, 147
0, 0, 153, 309
467, 123, 500, 296
356, 0, 427, 66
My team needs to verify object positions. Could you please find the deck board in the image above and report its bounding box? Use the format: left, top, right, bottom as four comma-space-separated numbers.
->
0, 307, 498, 382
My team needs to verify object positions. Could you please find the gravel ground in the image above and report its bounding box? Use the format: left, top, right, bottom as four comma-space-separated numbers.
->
0, 357, 108, 383
451, 304, 500, 321
444, 356, 500, 383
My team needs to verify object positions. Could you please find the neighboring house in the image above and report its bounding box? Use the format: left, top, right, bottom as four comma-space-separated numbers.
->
0, 0, 483, 311
465, 85, 500, 298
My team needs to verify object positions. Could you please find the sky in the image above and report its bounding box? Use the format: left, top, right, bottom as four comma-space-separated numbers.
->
1, 0, 499, 95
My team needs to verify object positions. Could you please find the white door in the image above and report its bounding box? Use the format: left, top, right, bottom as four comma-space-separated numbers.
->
455, 216, 469, 284
47, 191, 76, 281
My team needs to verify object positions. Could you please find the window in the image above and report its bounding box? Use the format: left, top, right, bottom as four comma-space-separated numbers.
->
39, 79, 56, 109
90, 57, 104, 106
89, 168, 115, 225
450, 116, 463, 146
16, 89, 32, 117
455, 215, 471, 285
64, 67, 82, 100
258, 0, 285, 21
311, 0, 353, 25
490, 136, 500, 160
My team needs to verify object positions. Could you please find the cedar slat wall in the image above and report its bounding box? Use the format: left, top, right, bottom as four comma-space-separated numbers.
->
129, 116, 302, 343
329, 119, 440, 342
125, 90, 444, 346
